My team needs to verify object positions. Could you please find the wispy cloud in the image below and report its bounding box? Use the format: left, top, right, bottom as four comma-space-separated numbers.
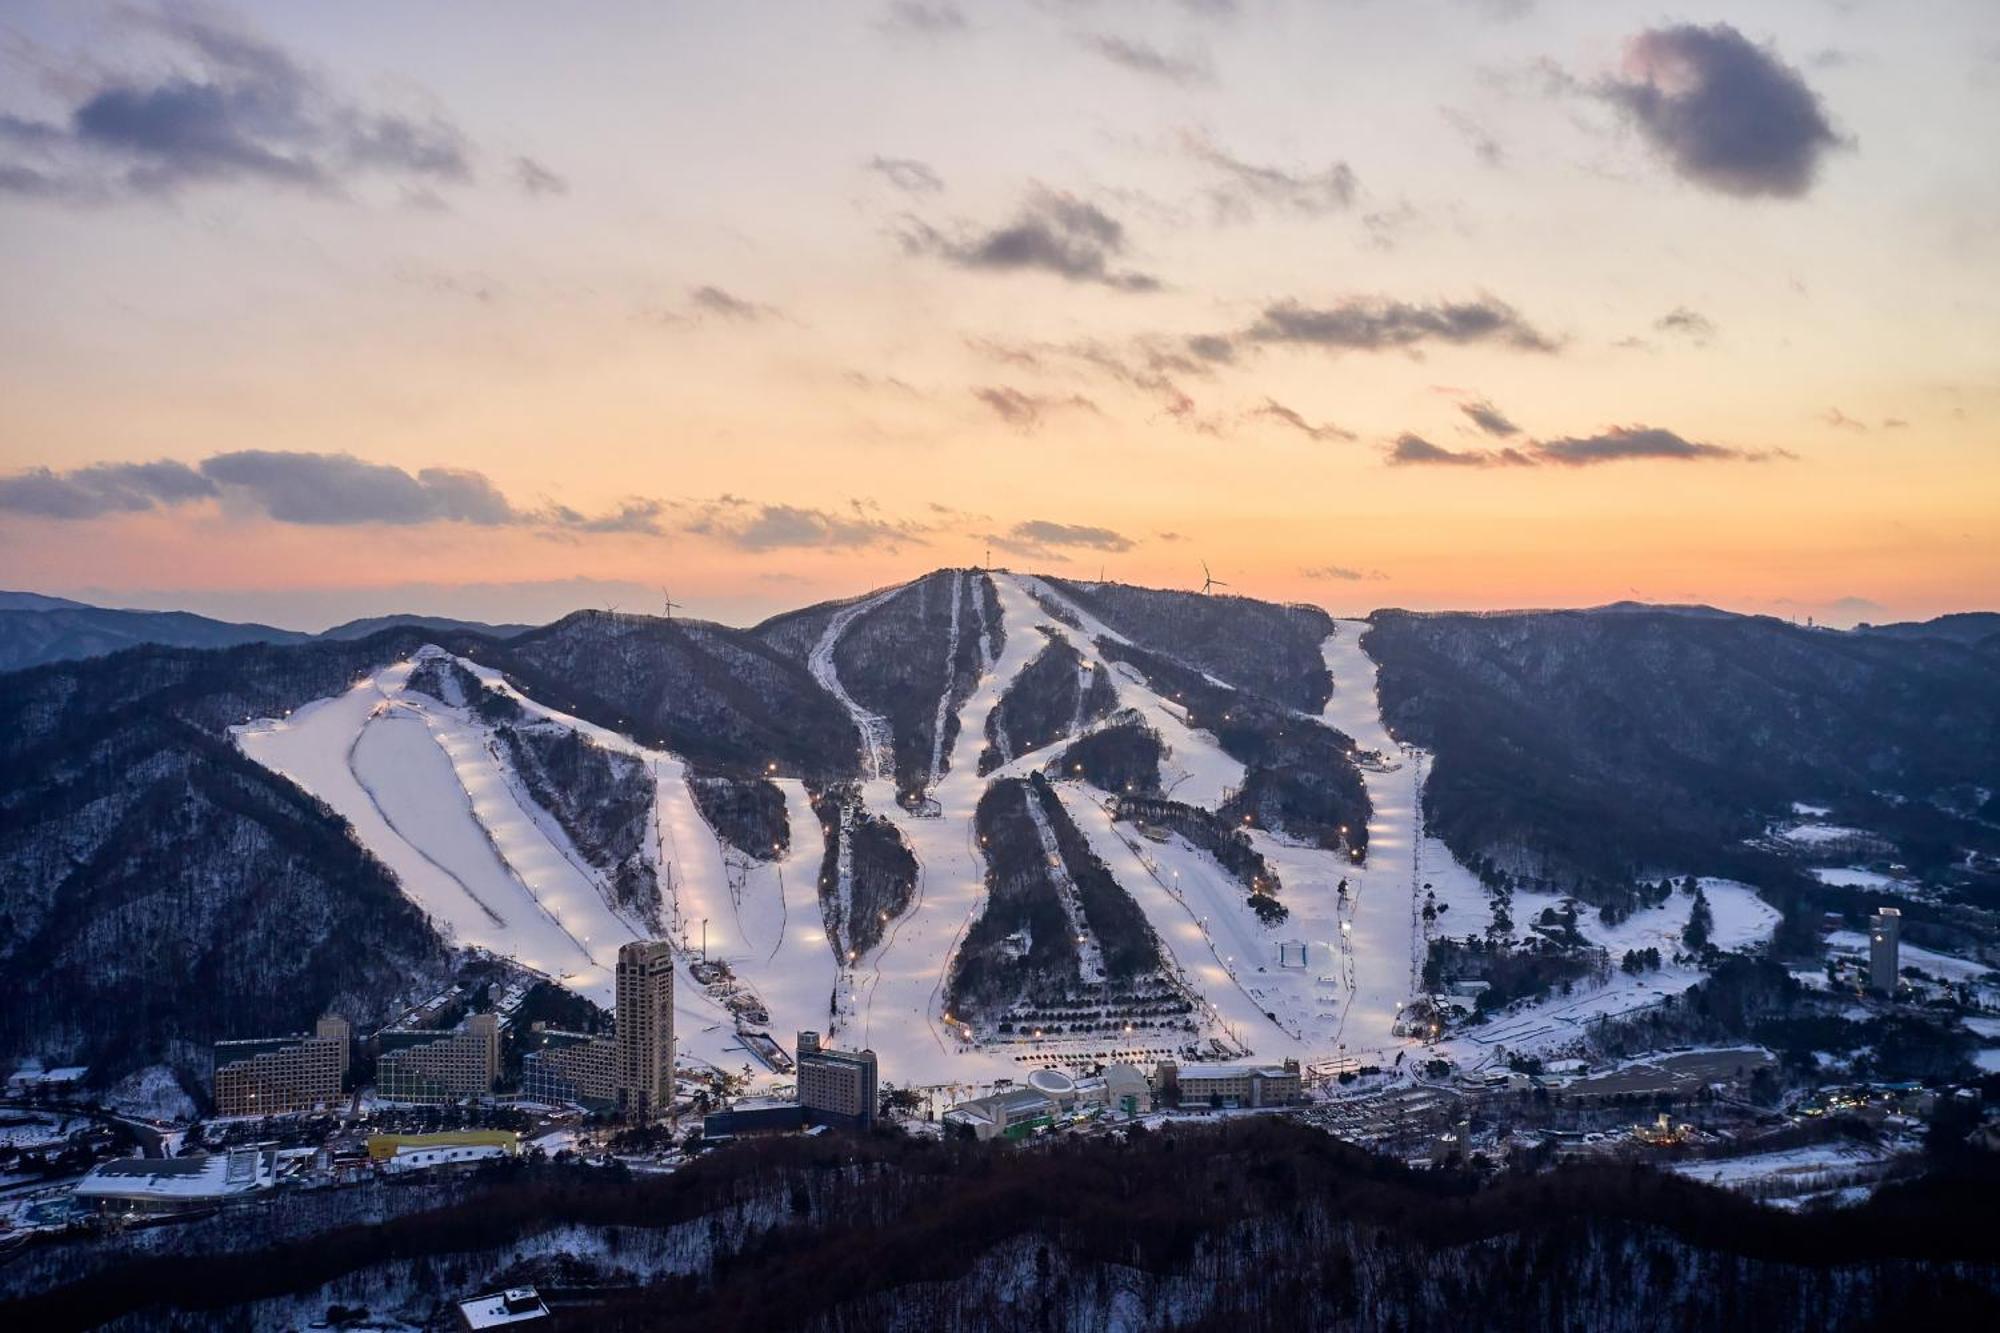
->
686, 497, 926, 551
988, 518, 1134, 559
1385, 434, 1535, 467
688, 285, 779, 322
1457, 398, 1521, 438
1080, 34, 1212, 87
512, 156, 567, 197
900, 187, 1161, 291
972, 385, 1101, 431
1181, 130, 1356, 222
1254, 399, 1356, 442
1301, 563, 1387, 581
866, 155, 943, 193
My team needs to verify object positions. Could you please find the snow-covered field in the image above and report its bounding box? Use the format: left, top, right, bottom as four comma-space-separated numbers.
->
1666, 1141, 1893, 1206
1826, 931, 1993, 985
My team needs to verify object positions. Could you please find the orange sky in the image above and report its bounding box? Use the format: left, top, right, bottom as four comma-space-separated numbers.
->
1, 2, 1995, 629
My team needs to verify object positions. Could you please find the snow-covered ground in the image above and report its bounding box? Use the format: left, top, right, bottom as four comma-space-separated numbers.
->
1442, 880, 1780, 1062
1811, 867, 1901, 890
1774, 822, 1871, 846
1666, 1141, 1893, 1206
803, 574, 1050, 1091
1827, 931, 1994, 985
239, 660, 631, 1001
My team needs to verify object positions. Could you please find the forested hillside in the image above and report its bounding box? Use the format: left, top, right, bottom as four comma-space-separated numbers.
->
7, 1119, 1996, 1330
1365, 607, 2000, 895
0, 636, 454, 1081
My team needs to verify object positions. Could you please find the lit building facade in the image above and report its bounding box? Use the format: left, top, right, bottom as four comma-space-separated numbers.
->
617, 940, 675, 1120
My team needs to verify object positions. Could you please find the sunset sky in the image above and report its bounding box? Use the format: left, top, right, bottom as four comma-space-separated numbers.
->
1, 0, 1995, 630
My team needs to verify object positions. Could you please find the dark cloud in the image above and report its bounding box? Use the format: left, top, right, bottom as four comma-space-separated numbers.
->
1181, 131, 1356, 221
1385, 434, 1534, 467
688, 285, 778, 321
879, 2, 967, 35
866, 155, 943, 193
1301, 564, 1386, 581
1599, 23, 1842, 198
1820, 408, 1867, 432
1533, 425, 1780, 466
1007, 520, 1133, 552
0, 451, 668, 534
199, 451, 517, 525
0, 7, 475, 203
1654, 306, 1716, 340
1080, 34, 1211, 87
541, 499, 666, 535
902, 188, 1160, 290
1185, 333, 1236, 363
687, 497, 924, 551
1255, 399, 1356, 443
1248, 296, 1556, 354
1458, 398, 1521, 437
0, 459, 216, 518
513, 156, 567, 197
972, 386, 1101, 431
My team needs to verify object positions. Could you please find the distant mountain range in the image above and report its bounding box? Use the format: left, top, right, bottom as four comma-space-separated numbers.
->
0, 592, 530, 673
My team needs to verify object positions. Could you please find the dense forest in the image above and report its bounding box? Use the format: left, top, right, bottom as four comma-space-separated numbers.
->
7, 1119, 1998, 1330
1041, 576, 1335, 711
0, 633, 456, 1082
981, 628, 1118, 773
809, 785, 918, 960
473, 611, 857, 779
1365, 606, 2000, 946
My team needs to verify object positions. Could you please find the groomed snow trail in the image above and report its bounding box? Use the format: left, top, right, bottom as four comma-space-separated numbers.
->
925, 573, 964, 790
839, 575, 1048, 1090
1009, 576, 1246, 806
809, 589, 900, 782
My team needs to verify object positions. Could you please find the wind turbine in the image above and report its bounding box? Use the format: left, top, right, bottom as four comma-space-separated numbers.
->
660, 587, 683, 619
1200, 561, 1229, 596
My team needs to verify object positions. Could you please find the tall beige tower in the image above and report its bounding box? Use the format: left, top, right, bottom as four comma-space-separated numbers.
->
617, 940, 676, 1120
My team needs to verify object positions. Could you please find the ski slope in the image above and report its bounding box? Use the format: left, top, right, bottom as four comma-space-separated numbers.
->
835, 574, 1051, 1088
1008, 575, 1246, 807
236, 660, 627, 1002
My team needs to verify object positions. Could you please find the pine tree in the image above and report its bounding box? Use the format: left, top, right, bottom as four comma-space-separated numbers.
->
1684, 884, 1714, 952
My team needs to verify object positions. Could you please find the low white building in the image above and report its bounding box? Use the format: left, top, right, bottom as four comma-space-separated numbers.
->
74, 1149, 272, 1215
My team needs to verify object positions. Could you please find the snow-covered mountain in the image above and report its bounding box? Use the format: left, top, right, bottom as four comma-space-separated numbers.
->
2, 571, 1993, 1098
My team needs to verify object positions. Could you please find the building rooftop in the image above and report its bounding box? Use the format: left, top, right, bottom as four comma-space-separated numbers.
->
457, 1286, 551, 1328
76, 1151, 270, 1201
1173, 1064, 1295, 1081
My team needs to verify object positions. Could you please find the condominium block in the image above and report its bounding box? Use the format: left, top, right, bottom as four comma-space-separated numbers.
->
521, 1029, 619, 1111
377, 1012, 500, 1104
212, 1016, 349, 1117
